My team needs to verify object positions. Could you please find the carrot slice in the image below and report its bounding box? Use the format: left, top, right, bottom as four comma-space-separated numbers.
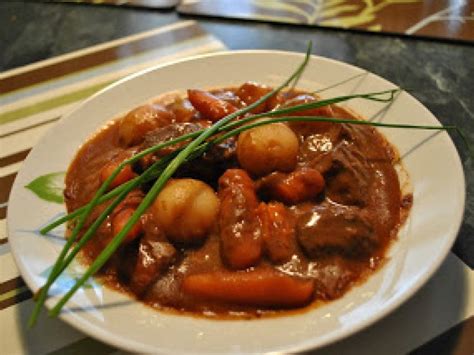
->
235, 81, 272, 114
100, 160, 136, 189
182, 270, 314, 308
271, 168, 325, 204
188, 89, 237, 122
112, 208, 143, 243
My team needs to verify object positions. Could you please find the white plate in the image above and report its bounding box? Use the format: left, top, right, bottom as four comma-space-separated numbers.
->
8, 51, 465, 353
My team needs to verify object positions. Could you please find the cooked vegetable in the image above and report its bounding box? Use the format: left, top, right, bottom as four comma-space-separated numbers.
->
100, 158, 136, 189
236, 81, 272, 113
258, 168, 325, 204
284, 94, 335, 134
112, 208, 143, 244
237, 122, 299, 176
258, 202, 296, 263
151, 179, 219, 244
30, 43, 468, 326
218, 169, 262, 269
188, 89, 237, 122
182, 270, 314, 307
119, 104, 174, 146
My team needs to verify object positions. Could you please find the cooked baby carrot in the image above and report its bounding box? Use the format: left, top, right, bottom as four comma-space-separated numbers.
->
188, 89, 237, 122
112, 208, 143, 243
218, 169, 262, 269
100, 160, 136, 189
261, 168, 325, 204
182, 270, 314, 308
258, 202, 297, 263
235, 81, 272, 114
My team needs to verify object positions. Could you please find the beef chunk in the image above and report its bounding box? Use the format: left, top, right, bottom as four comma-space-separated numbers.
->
176, 137, 238, 188
138, 122, 205, 163
297, 126, 343, 174
166, 97, 199, 123
235, 81, 272, 113
324, 142, 371, 207
212, 89, 245, 109
136, 122, 237, 187
116, 215, 177, 296
129, 238, 176, 296
296, 203, 377, 259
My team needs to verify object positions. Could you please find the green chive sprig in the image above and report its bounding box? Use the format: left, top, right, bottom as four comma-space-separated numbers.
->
30, 42, 313, 325
29, 42, 471, 326
38, 88, 401, 236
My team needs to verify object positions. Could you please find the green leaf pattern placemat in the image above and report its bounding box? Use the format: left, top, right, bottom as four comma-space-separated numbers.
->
178, 0, 474, 42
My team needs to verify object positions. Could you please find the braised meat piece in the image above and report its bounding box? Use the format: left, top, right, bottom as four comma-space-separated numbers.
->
297, 125, 343, 173
176, 137, 238, 188
137, 122, 237, 187
235, 81, 272, 113
64, 81, 406, 317
119, 104, 175, 147
118, 215, 177, 296
166, 97, 199, 123
324, 143, 371, 207
138, 122, 206, 164
296, 203, 377, 259
129, 238, 176, 296
212, 89, 245, 109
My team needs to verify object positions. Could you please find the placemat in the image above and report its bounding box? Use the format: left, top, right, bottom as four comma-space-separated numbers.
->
178, 0, 474, 43
43, 0, 179, 9
0, 20, 473, 354
1, 20, 226, 354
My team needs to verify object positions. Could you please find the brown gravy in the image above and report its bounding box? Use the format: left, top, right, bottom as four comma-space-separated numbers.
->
65, 84, 412, 318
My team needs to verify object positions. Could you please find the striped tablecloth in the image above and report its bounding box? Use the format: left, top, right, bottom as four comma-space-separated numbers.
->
1, 20, 473, 354
0, 20, 226, 354
48, 0, 179, 9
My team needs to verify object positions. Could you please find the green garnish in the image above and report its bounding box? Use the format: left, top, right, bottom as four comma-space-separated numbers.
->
38, 88, 400, 235
28, 42, 470, 326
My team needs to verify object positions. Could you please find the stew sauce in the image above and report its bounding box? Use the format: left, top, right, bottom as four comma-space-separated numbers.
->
65, 82, 411, 318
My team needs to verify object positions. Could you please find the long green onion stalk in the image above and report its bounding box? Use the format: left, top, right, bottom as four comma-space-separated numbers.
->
38, 88, 400, 236
47, 42, 317, 318
29, 42, 313, 325
28, 42, 470, 326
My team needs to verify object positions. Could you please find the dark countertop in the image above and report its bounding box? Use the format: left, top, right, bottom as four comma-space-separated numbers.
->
1, 1, 473, 268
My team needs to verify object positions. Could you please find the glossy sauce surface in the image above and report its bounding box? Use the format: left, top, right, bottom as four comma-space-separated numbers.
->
65, 84, 411, 318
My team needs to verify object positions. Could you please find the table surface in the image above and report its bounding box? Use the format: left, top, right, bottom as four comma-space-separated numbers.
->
1, 2, 473, 354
